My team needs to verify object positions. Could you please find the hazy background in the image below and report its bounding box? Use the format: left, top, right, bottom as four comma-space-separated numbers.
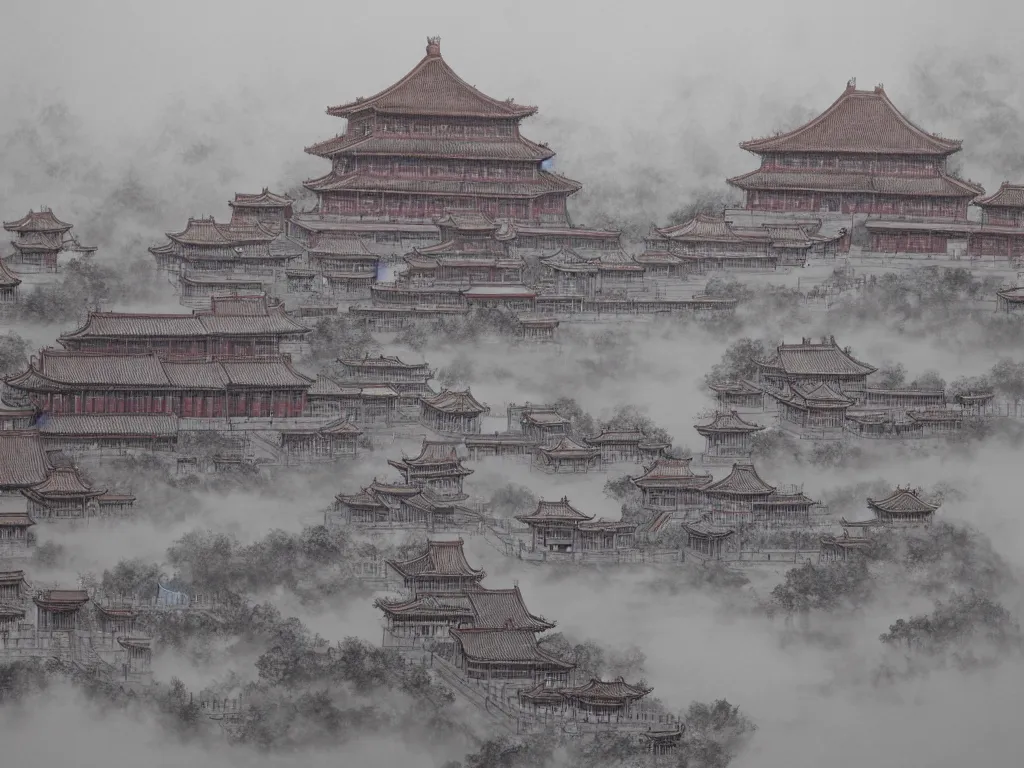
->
3, 2, 1024, 766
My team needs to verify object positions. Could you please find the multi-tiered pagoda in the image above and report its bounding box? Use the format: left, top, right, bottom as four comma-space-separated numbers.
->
728, 80, 982, 222
300, 37, 582, 228
3, 208, 96, 273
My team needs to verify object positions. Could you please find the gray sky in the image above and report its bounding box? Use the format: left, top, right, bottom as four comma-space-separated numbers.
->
2, 0, 1020, 229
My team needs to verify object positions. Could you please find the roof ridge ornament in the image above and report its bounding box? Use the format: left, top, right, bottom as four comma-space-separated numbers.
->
426, 36, 441, 57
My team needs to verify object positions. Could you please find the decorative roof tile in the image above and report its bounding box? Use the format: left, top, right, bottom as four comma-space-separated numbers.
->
739, 84, 963, 155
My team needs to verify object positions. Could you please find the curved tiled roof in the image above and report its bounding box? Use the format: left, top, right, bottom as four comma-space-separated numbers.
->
631, 458, 713, 489
587, 430, 646, 445
975, 181, 1024, 208
739, 84, 963, 155
516, 497, 592, 524
537, 436, 600, 459
867, 487, 940, 515
3, 209, 73, 233
10, 231, 64, 252
705, 463, 775, 496
727, 169, 983, 197
229, 189, 293, 208
562, 677, 652, 702
27, 466, 103, 498
653, 214, 752, 243
695, 411, 765, 435
773, 381, 854, 409
421, 389, 488, 415
386, 538, 485, 580
451, 628, 573, 667
465, 587, 554, 631
0, 258, 22, 288
327, 38, 537, 119
759, 337, 877, 377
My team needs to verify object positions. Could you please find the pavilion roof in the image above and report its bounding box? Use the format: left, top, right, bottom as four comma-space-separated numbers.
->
516, 496, 593, 524
0, 258, 21, 288
229, 188, 293, 208
773, 381, 854, 409
540, 247, 600, 272
521, 409, 569, 426
339, 353, 430, 371
868, 488, 940, 515
421, 388, 488, 415
393, 439, 467, 466
165, 217, 278, 247
466, 586, 554, 631
386, 538, 485, 580
451, 628, 573, 667
403, 489, 458, 514
739, 83, 964, 156
537, 436, 600, 459
727, 169, 983, 197
302, 169, 581, 199
695, 411, 765, 435
975, 181, 1024, 208
756, 490, 817, 506
631, 457, 713, 489
705, 463, 775, 496
708, 379, 762, 395
653, 214, 756, 243
0, 430, 54, 489
435, 211, 502, 232
3, 209, 73, 234
562, 677, 652, 702
34, 589, 90, 611
757, 336, 876, 377
326, 38, 537, 120
26, 466, 104, 499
